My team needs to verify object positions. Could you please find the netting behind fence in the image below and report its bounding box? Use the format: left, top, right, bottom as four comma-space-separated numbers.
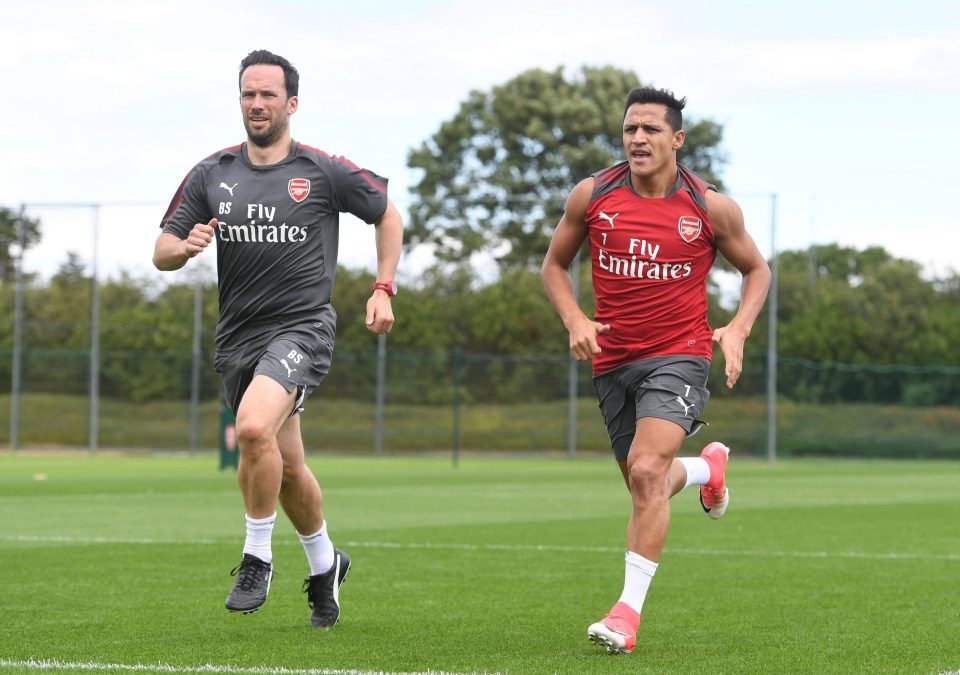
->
2, 201, 958, 459
1, 341, 958, 458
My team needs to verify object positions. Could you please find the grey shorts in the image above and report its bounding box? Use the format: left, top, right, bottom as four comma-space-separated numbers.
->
593, 355, 711, 461
216, 320, 334, 416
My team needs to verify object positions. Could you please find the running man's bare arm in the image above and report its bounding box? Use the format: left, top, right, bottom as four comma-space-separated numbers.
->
541, 178, 610, 361
707, 191, 771, 388
365, 200, 404, 333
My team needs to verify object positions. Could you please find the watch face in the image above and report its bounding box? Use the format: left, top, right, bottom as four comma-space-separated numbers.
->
389, 281, 398, 295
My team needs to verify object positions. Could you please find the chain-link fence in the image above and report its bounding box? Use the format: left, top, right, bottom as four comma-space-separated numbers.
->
2, 332, 958, 458
2, 202, 958, 460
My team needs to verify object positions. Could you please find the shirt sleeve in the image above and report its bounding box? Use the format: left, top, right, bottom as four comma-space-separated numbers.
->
159, 165, 212, 238
329, 156, 389, 224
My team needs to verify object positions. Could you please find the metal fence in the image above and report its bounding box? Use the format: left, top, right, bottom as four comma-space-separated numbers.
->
2, 201, 958, 460
3, 332, 959, 459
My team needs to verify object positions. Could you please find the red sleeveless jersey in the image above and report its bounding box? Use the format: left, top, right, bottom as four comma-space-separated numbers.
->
586, 162, 718, 375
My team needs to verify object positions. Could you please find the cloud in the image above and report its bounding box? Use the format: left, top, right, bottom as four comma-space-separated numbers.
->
0, 27, 81, 69
700, 33, 960, 93
4, 0, 959, 279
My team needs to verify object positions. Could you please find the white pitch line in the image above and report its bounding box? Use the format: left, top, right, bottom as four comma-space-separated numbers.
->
5, 535, 228, 545
3, 534, 959, 562
662, 546, 960, 562
0, 659, 481, 675
341, 540, 960, 562
0, 490, 237, 503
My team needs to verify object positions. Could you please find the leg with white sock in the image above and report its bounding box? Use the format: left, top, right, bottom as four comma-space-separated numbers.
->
621, 418, 686, 574
243, 512, 277, 563
676, 456, 711, 492
235, 376, 292, 522
276, 413, 330, 566
617, 550, 659, 612
298, 523, 335, 577
589, 417, 686, 654
225, 375, 294, 613
275, 413, 351, 628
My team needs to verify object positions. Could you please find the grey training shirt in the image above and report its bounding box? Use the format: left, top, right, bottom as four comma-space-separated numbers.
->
160, 141, 388, 353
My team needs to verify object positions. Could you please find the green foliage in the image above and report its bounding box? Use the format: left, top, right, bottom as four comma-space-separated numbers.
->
464, 268, 566, 353
0, 256, 219, 403
406, 66, 727, 269
3, 240, 958, 410
676, 117, 727, 186
756, 244, 960, 404
0, 206, 41, 284
328, 264, 569, 405
333, 263, 567, 356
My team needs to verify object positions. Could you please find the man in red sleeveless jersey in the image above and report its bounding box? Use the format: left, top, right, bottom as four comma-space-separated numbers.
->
541, 87, 770, 655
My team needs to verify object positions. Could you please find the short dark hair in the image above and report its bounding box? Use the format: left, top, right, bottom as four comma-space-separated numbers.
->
623, 87, 686, 132
239, 50, 299, 98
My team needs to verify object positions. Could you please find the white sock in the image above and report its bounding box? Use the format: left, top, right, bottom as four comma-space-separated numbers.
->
298, 521, 335, 576
243, 513, 276, 564
617, 551, 659, 614
677, 457, 711, 491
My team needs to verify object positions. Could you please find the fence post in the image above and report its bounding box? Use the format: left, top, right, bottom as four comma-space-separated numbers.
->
374, 332, 386, 456
452, 347, 461, 468
189, 280, 203, 454
567, 354, 578, 460
766, 193, 779, 463
9, 205, 26, 451
88, 204, 101, 454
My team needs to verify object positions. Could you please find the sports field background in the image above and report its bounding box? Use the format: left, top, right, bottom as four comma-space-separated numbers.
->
2, 388, 959, 461
3, 204, 958, 460
2, 453, 958, 674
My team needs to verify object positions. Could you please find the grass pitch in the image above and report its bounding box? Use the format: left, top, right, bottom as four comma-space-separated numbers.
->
1, 452, 957, 674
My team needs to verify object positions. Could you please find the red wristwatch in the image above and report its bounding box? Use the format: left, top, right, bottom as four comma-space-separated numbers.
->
371, 280, 398, 297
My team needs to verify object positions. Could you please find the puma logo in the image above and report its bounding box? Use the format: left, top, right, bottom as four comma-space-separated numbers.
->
219, 182, 238, 196
675, 396, 694, 416
599, 212, 618, 228
280, 359, 297, 378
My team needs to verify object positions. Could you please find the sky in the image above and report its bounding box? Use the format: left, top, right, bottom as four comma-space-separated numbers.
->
2, 0, 958, 286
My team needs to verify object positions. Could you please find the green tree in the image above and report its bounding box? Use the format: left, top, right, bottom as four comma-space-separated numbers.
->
775, 245, 938, 365
767, 244, 959, 404
462, 268, 565, 354
406, 66, 727, 269
97, 273, 219, 402
927, 272, 960, 365
32, 252, 92, 349
0, 207, 42, 284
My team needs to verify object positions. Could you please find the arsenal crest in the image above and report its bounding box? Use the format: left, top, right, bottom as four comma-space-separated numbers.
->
678, 216, 702, 243
288, 178, 310, 203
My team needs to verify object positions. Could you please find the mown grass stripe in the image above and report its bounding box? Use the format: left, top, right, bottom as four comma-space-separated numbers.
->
4, 534, 957, 562
0, 658, 478, 675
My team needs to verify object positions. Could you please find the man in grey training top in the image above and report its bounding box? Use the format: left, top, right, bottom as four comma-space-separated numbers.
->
153, 49, 403, 628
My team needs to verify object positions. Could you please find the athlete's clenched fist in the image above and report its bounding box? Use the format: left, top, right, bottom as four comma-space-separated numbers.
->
184, 218, 217, 257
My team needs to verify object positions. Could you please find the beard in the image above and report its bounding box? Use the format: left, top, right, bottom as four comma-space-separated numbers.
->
245, 115, 289, 148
